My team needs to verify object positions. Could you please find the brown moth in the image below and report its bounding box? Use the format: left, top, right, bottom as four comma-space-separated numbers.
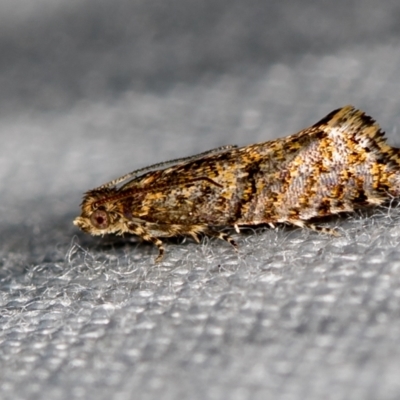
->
74, 106, 400, 262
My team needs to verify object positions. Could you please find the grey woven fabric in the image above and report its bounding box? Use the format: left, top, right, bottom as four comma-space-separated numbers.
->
2, 1, 400, 399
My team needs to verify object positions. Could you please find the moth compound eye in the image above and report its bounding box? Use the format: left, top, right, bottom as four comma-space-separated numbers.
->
90, 209, 109, 230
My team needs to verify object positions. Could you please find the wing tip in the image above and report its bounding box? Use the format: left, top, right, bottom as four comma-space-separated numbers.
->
313, 105, 384, 140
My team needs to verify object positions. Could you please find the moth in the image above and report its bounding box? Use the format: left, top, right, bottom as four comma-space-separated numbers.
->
74, 105, 400, 262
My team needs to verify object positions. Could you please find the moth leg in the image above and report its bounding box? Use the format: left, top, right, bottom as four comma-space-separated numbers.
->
127, 223, 166, 262
308, 224, 340, 237
288, 219, 340, 237
189, 232, 201, 243
142, 233, 165, 263
205, 228, 238, 250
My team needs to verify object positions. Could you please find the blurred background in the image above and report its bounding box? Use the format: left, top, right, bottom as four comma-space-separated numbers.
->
2, 0, 400, 114
2, 1, 400, 399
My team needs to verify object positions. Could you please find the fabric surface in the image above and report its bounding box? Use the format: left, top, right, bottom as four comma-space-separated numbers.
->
2, 1, 400, 399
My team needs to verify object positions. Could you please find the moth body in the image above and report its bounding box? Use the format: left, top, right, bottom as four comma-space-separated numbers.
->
74, 106, 400, 261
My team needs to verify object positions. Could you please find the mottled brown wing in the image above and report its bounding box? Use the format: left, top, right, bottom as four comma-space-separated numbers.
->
117, 125, 327, 226
109, 105, 400, 228
235, 105, 400, 224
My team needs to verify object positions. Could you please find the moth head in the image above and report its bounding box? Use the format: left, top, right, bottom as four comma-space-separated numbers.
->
73, 190, 124, 235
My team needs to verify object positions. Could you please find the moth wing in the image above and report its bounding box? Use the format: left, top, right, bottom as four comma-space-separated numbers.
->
314, 105, 399, 157
97, 144, 237, 191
